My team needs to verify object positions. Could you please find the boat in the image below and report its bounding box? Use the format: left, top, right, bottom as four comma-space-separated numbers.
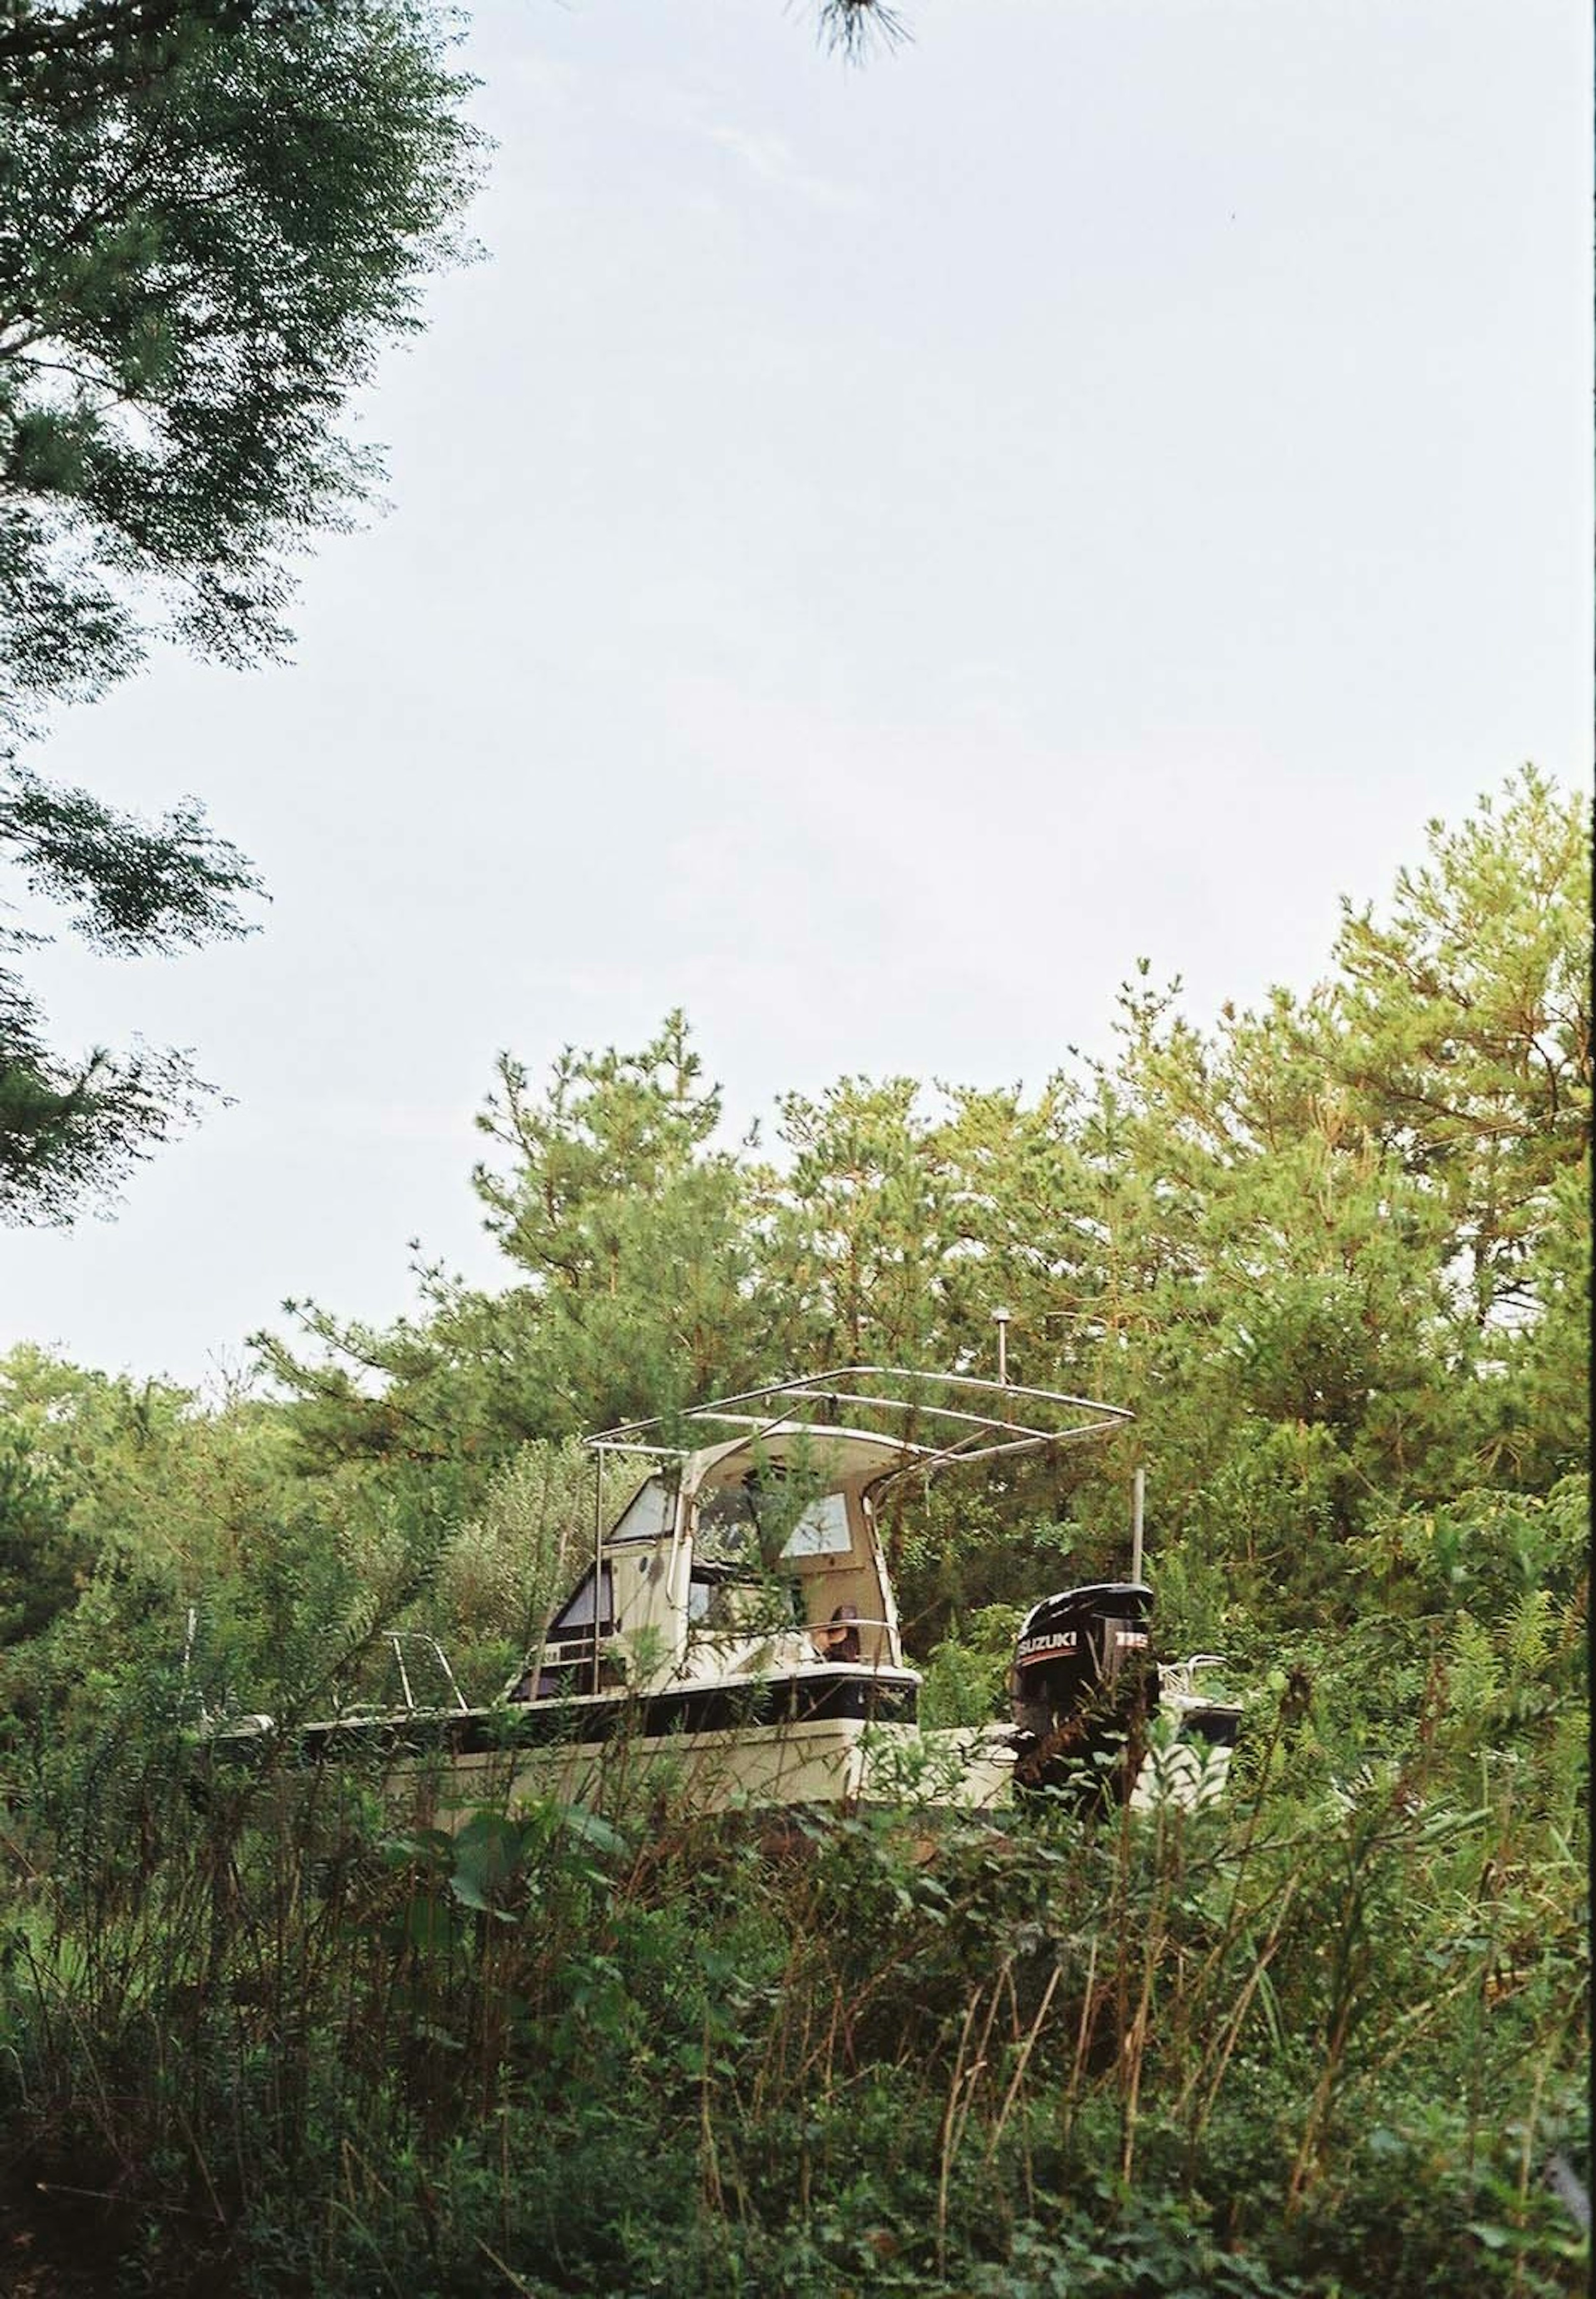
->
199, 1368, 1239, 1819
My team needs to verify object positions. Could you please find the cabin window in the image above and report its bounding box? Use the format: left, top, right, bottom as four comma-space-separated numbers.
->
606, 1477, 677, 1545
779, 1492, 852, 1558
547, 1564, 615, 1636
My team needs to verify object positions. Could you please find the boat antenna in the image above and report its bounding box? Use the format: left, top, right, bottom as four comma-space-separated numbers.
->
1131, 1464, 1146, 1584
993, 1307, 1011, 1387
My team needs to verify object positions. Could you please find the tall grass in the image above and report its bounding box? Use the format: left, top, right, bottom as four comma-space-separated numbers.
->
0, 1659, 1586, 2297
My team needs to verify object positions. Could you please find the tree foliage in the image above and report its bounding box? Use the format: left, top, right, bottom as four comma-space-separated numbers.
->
0, 763, 262, 1216
0, 0, 481, 722
1327, 767, 1589, 1328
261, 1012, 788, 1461
0, 0, 483, 1221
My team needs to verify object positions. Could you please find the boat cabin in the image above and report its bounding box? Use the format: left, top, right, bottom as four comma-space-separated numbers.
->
515, 1421, 910, 1703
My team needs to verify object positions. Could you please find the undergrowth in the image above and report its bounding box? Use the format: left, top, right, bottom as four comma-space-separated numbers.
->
0, 1620, 1586, 2297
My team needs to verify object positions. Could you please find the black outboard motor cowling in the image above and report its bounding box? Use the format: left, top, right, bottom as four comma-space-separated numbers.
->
1010, 1581, 1158, 1808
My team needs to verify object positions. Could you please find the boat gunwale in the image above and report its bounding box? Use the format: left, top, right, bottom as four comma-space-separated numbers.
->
199, 1663, 925, 1768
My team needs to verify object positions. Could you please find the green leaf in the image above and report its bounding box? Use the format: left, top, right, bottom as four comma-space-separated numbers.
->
559, 1805, 628, 1858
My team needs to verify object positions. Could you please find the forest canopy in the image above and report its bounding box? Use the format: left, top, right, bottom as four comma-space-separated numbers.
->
255, 766, 1589, 1595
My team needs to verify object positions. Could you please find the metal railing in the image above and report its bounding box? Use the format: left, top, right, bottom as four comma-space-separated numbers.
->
587, 1365, 1131, 1484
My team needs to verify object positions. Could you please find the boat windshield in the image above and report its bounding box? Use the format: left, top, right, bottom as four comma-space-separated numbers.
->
696, 1482, 851, 1565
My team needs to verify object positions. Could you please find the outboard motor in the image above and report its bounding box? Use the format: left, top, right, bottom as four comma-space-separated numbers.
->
1010, 1582, 1158, 1809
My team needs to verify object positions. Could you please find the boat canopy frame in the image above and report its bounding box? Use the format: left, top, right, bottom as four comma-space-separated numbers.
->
586, 1366, 1132, 1493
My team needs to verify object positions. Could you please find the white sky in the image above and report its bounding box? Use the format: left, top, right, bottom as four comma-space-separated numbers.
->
3, 0, 1591, 1391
